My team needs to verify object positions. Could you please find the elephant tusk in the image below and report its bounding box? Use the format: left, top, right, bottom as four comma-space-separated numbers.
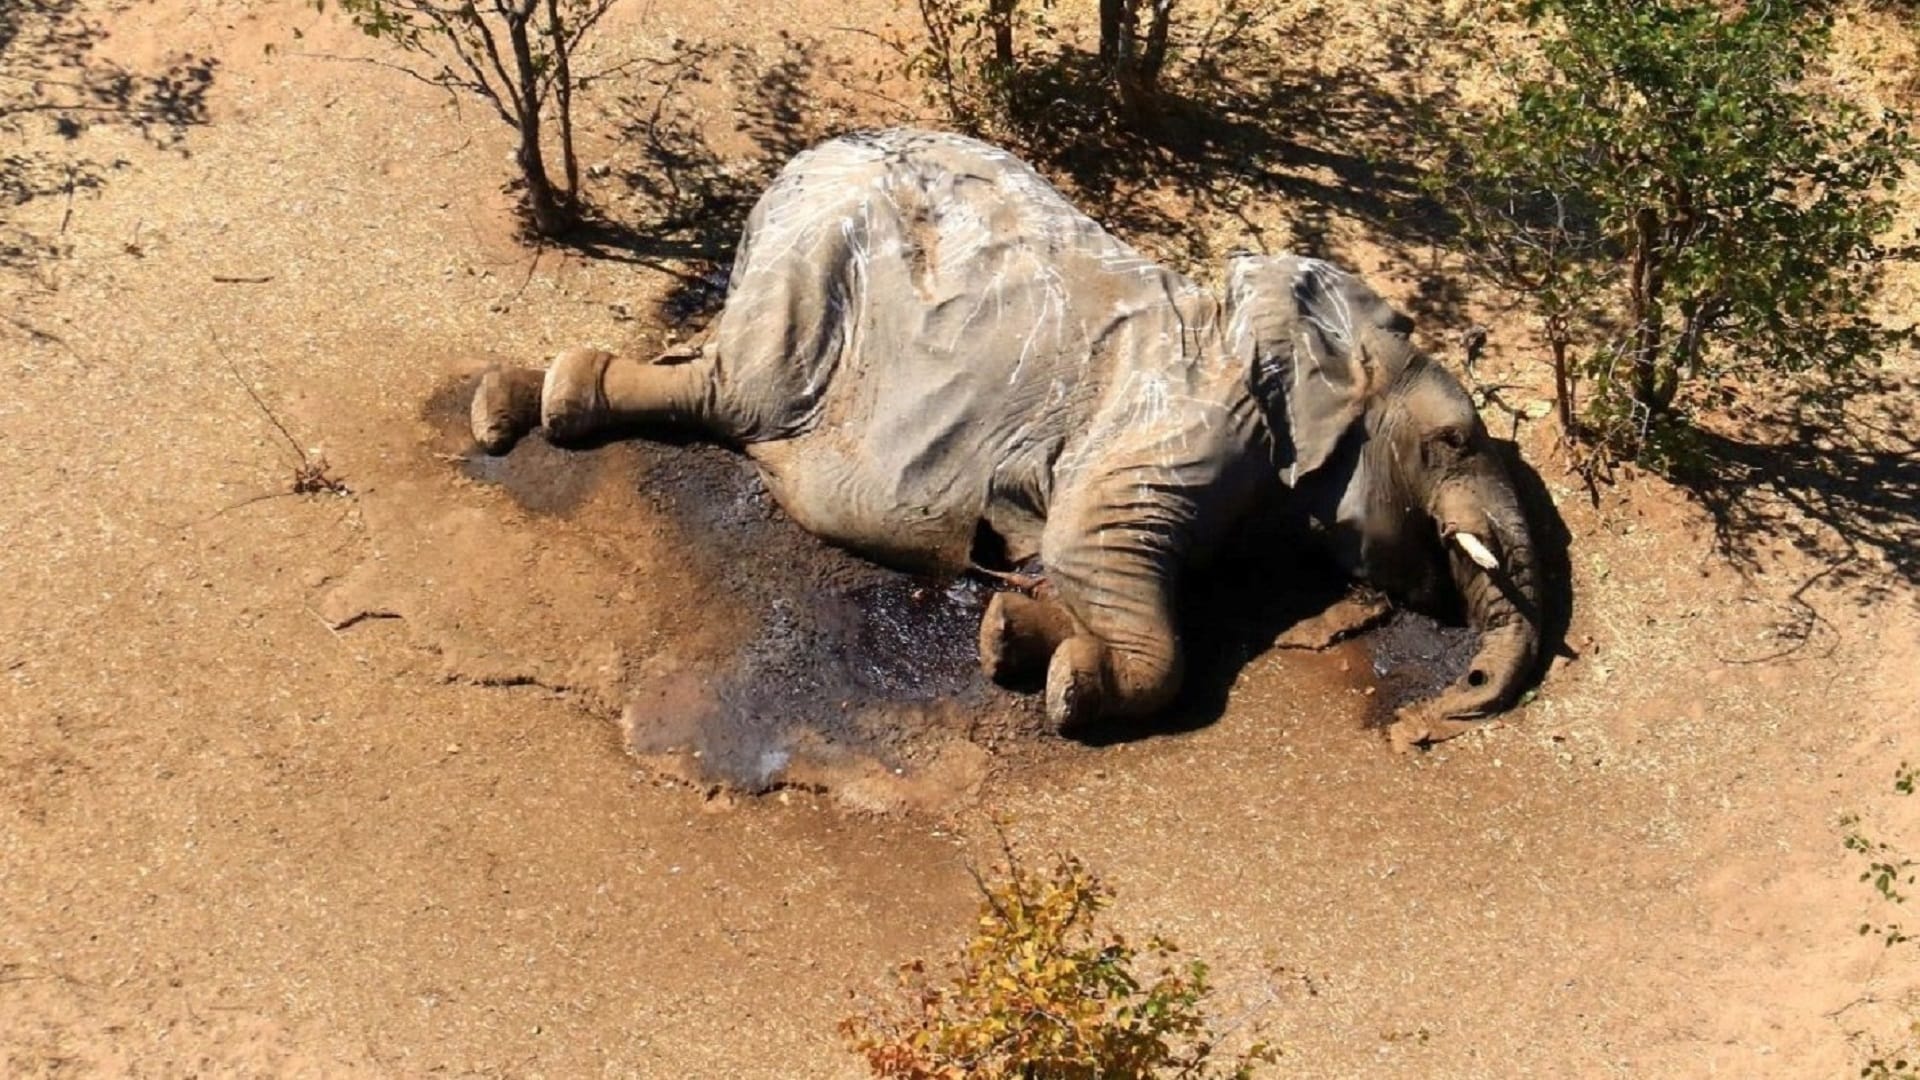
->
1454, 531, 1500, 571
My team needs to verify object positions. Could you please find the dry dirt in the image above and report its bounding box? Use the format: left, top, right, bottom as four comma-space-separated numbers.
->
4, 0, 1919, 1076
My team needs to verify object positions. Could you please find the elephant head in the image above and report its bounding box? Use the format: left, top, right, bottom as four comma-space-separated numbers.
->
1226, 254, 1544, 738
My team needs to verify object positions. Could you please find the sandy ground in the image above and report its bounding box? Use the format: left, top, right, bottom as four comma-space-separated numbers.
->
4, 0, 1919, 1076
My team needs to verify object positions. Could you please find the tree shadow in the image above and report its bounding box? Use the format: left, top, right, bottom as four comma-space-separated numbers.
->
0, 0, 215, 279
563, 33, 847, 326
576, 6, 1477, 331
971, 2, 1470, 326
1668, 371, 1919, 658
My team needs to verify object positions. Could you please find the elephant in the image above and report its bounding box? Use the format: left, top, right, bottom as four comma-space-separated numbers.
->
471, 128, 1546, 746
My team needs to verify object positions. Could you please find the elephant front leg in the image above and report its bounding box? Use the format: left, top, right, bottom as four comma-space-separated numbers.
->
984, 585, 1173, 732
1035, 492, 1187, 732
978, 591, 1080, 684
1042, 631, 1182, 733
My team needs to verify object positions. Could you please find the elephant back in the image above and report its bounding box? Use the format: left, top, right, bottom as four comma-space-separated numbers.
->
715, 130, 1255, 573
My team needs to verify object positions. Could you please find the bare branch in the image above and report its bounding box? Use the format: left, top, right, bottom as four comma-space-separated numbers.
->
401, 4, 518, 125
830, 24, 910, 58
212, 333, 307, 467
464, 1, 528, 122
563, 0, 619, 55
287, 48, 467, 107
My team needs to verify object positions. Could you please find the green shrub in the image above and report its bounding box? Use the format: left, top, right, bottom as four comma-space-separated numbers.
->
841, 850, 1277, 1079
1431, 0, 1916, 463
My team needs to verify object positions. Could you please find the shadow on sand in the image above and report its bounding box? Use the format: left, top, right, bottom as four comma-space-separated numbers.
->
1, 0, 214, 278
569, 6, 1476, 330
1670, 371, 1919, 660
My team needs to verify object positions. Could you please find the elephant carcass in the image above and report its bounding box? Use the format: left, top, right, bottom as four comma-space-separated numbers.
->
472, 129, 1549, 742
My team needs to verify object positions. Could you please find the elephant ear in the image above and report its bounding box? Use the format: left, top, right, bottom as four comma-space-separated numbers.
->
1226, 254, 1415, 483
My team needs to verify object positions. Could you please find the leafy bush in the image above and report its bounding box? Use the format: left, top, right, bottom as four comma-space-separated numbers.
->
841, 849, 1276, 1079
1430, 0, 1916, 463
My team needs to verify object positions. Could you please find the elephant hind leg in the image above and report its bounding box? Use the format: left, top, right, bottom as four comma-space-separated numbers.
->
470, 345, 729, 453
471, 366, 545, 453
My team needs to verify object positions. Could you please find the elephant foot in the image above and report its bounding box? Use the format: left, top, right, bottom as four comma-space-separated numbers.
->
540, 346, 615, 444
979, 591, 1078, 685
1044, 636, 1107, 732
470, 366, 545, 454
978, 596, 1019, 683
1275, 592, 1393, 650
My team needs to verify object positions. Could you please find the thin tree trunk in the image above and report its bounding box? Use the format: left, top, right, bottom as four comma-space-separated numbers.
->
1140, 0, 1173, 83
1108, 0, 1170, 119
1672, 293, 1725, 404
1099, 0, 1125, 65
505, 2, 570, 235
545, 0, 579, 201
988, 0, 1016, 69
1647, 195, 1701, 414
1627, 206, 1666, 414
1548, 312, 1576, 438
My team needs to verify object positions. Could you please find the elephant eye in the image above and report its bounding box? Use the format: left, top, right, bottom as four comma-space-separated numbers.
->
1420, 426, 1473, 470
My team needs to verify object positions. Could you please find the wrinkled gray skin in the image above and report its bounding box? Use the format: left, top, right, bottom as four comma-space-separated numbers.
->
472, 129, 1543, 745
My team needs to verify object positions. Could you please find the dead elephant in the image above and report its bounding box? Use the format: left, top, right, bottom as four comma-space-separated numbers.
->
472, 129, 1548, 746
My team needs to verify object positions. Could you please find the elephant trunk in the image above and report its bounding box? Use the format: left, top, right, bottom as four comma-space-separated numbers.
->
1450, 512, 1541, 713
1398, 470, 1542, 740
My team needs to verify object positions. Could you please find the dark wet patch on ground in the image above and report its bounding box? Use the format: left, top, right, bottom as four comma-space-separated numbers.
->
669, 569, 1006, 789
458, 439, 611, 517
1362, 611, 1481, 720
421, 372, 614, 517
435, 396, 1035, 792
618, 440, 1034, 790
